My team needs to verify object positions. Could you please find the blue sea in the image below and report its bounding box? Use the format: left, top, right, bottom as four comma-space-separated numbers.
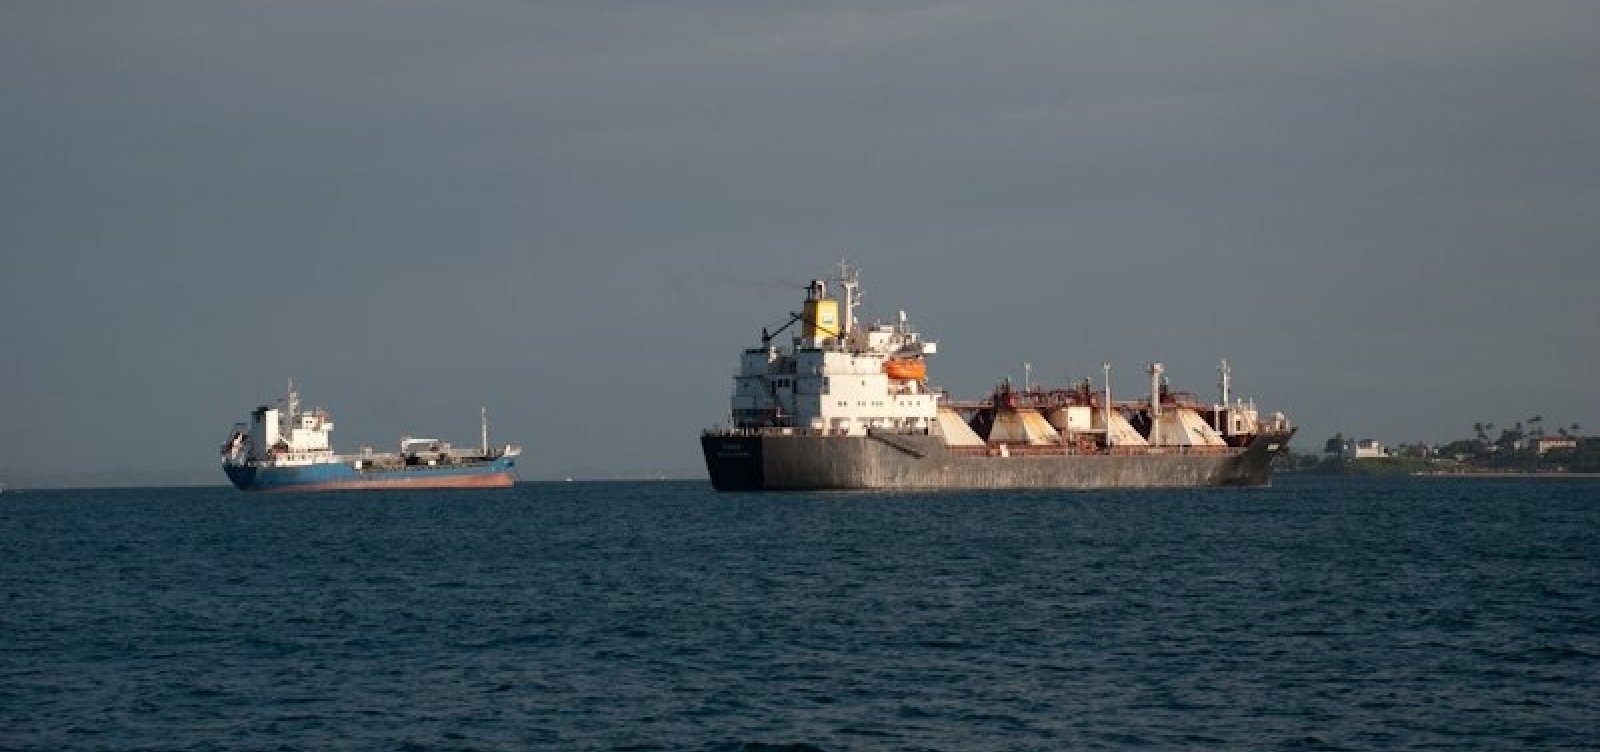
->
3, 476, 1597, 751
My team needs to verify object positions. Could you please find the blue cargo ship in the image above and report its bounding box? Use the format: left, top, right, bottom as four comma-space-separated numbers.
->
221, 382, 521, 492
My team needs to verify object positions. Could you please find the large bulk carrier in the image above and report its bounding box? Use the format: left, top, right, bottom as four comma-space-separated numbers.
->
221, 382, 521, 492
701, 265, 1295, 491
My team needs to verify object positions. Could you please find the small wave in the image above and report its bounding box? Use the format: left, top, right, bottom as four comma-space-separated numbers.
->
701, 744, 828, 752
1276, 735, 1351, 751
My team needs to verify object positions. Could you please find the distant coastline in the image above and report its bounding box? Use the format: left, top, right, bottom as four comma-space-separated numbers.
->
1413, 471, 1600, 479
1283, 428, 1598, 477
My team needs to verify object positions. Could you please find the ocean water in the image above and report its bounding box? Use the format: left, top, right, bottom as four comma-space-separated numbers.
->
2, 476, 1597, 751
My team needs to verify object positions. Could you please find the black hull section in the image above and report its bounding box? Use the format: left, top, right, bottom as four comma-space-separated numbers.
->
702, 434, 768, 491
702, 430, 1294, 492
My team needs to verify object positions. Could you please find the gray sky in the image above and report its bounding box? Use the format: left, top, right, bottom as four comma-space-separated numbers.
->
3, 1, 1597, 486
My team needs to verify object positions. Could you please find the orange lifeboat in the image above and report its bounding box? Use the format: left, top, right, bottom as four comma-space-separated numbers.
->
884, 358, 927, 381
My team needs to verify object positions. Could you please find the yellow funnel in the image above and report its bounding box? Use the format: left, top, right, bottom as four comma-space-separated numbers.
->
802, 297, 840, 341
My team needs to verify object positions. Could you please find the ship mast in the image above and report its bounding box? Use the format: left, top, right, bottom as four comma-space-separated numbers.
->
1216, 359, 1232, 437
481, 407, 489, 455
1148, 362, 1164, 418
836, 260, 860, 338
284, 377, 298, 437
1102, 362, 1113, 446
1146, 362, 1169, 445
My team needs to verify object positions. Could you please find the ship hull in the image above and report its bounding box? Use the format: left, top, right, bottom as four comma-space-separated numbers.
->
224, 457, 517, 492
702, 430, 1294, 491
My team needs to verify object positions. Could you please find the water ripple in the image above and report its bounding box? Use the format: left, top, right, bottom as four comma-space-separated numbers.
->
2, 477, 1597, 750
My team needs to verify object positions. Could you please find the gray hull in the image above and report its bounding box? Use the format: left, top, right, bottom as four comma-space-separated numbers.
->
702, 430, 1294, 491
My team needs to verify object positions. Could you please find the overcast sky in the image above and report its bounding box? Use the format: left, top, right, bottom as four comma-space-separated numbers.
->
3, 1, 1596, 486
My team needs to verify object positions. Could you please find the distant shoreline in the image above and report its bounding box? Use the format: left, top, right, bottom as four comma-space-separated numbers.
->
1413, 472, 1600, 479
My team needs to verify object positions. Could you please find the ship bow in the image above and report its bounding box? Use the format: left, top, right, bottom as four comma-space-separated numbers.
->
702, 433, 766, 491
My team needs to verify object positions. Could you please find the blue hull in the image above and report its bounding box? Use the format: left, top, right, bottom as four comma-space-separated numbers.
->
224, 457, 517, 492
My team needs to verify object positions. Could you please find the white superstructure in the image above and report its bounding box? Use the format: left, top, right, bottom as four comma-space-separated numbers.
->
221, 380, 340, 468
730, 264, 940, 436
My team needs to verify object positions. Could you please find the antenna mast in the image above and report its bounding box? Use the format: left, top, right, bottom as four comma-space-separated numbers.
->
1148, 363, 1164, 418
1102, 362, 1113, 446
836, 260, 860, 337
285, 378, 298, 435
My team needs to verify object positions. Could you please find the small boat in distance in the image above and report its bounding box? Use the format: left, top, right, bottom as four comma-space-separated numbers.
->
221, 381, 521, 492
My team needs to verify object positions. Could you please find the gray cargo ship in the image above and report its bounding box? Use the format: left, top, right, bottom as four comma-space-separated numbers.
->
701, 264, 1294, 491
